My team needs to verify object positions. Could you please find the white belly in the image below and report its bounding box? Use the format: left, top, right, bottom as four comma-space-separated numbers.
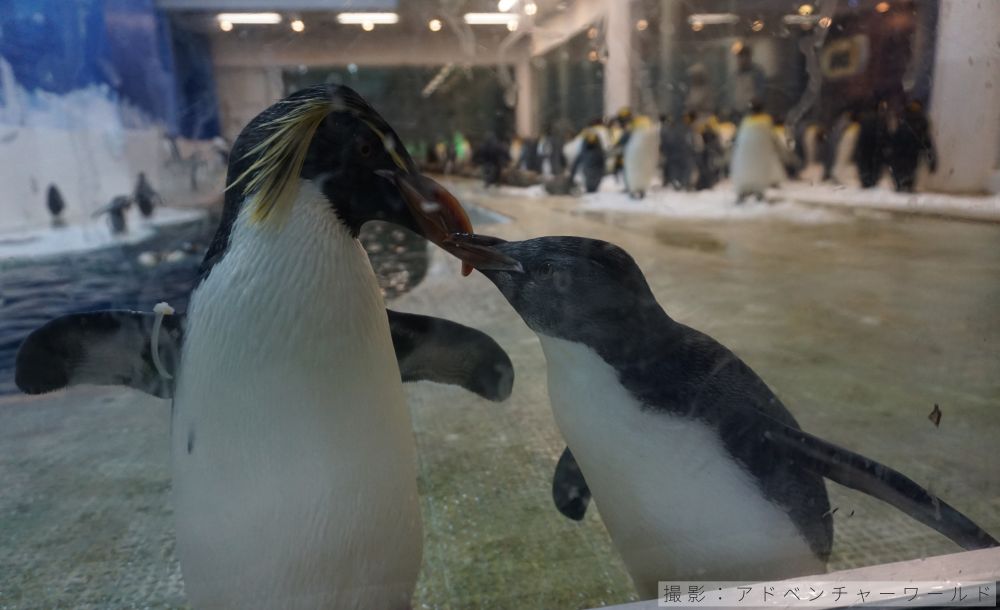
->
624, 126, 659, 192
538, 336, 824, 598
832, 125, 860, 185
731, 124, 783, 194
171, 186, 421, 609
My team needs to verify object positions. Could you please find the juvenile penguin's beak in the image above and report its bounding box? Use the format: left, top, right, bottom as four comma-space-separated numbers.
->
445, 234, 521, 279
377, 170, 522, 275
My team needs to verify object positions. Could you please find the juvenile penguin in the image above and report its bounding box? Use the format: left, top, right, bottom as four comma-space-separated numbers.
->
16, 85, 518, 609
467, 235, 998, 598
730, 103, 785, 202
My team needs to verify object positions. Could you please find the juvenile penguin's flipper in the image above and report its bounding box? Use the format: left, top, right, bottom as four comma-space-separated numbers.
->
769, 423, 999, 550
388, 309, 514, 402
15, 311, 184, 399
553, 447, 591, 521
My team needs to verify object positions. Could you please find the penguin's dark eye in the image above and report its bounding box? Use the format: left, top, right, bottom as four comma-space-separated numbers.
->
537, 262, 554, 279
359, 142, 372, 157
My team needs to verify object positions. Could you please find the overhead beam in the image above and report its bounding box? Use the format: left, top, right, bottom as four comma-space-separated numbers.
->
211, 29, 527, 68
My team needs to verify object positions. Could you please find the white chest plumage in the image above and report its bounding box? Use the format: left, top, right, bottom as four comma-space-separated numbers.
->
731, 121, 784, 194
171, 182, 421, 609
623, 124, 660, 192
537, 335, 823, 598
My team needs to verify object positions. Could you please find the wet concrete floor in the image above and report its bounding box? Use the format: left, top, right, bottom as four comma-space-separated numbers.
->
1, 181, 997, 609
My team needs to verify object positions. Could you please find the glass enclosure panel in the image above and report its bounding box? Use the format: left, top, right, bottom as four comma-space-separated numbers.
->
1, 1, 998, 609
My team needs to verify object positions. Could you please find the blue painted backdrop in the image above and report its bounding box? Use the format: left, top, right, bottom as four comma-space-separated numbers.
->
0, 0, 219, 138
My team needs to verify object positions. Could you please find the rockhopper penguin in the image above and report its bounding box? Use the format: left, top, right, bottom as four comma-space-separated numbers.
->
466, 234, 998, 598
14, 84, 520, 609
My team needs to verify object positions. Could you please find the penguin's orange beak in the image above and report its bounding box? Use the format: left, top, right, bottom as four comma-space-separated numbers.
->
378, 171, 521, 275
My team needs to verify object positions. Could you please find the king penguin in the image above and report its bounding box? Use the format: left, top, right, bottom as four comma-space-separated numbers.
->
464, 234, 998, 598
730, 103, 785, 203
14, 84, 519, 609
620, 113, 659, 199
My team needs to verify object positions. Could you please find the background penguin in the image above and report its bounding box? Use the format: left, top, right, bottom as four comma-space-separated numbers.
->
887, 100, 937, 193
772, 118, 800, 179
15, 85, 518, 610
730, 102, 784, 202
465, 234, 998, 598
569, 128, 606, 194
46, 184, 65, 226
619, 112, 659, 199
828, 111, 861, 186
692, 115, 724, 190
563, 117, 610, 174
92, 195, 132, 234
472, 133, 511, 189
795, 123, 826, 183
133, 171, 161, 218
659, 113, 695, 191
855, 100, 890, 188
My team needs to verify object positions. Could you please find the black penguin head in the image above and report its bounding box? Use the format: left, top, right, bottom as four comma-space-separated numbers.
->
226, 85, 517, 273
464, 236, 661, 343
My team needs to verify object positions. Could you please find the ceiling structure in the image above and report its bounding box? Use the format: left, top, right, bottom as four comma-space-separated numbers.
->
160, 0, 587, 66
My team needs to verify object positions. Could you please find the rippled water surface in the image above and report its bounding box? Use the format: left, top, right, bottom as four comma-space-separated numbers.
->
0, 215, 434, 395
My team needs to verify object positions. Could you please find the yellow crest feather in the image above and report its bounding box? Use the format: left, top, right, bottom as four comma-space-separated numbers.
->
227, 96, 331, 225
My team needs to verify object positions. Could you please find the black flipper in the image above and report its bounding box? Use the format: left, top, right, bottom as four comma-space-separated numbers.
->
15, 311, 183, 399
388, 309, 514, 402
14, 309, 514, 403
767, 421, 999, 551
552, 447, 591, 521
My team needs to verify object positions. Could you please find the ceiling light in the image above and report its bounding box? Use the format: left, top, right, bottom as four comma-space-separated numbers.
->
216, 12, 281, 25
875, 1, 890, 13
783, 14, 819, 25
588, 50, 599, 62
818, 16, 832, 28
691, 20, 704, 32
290, 19, 304, 32
337, 12, 398, 25
497, 0, 517, 12
524, 2, 537, 16
751, 19, 764, 32
219, 19, 233, 31
587, 26, 599, 39
464, 13, 519, 25
798, 4, 814, 16
687, 13, 739, 26
507, 20, 518, 31
362, 21, 375, 31
428, 18, 442, 32
635, 19, 649, 31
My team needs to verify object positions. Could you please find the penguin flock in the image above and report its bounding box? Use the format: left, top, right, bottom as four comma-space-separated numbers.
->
14, 85, 996, 608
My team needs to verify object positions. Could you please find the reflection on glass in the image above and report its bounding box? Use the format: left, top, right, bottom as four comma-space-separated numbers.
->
1, 1, 998, 609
